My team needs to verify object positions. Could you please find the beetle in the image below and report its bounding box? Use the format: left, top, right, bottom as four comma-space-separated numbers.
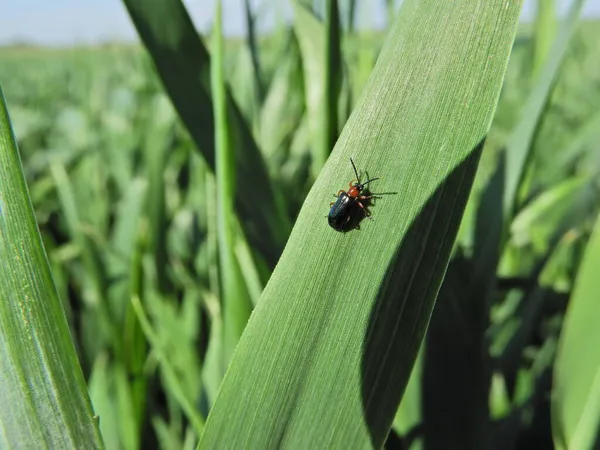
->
328, 158, 379, 231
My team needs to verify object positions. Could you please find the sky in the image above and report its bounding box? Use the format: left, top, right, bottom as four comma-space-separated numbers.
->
1, 0, 599, 46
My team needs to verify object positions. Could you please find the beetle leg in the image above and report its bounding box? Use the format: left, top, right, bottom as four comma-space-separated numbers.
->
356, 201, 374, 220
337, 190, 345, 196
348, 180, 356, 189
330, 201, 335, 207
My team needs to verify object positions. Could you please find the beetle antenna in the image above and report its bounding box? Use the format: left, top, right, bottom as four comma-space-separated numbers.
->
350, 158, 361, 184
362, 177, 379, 186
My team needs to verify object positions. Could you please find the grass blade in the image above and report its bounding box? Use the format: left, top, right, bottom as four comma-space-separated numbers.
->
0, 86, 103, 447
259, 31, 305, 162
510, 176, 587, 248
130, 294, 205, 434
199, 0, 522, 447
49, 160, 119, 354
552, 212, 600, 450
212, 0, 253, 363
143, 95, 173, 294
243, 0, 264, 105
293, 1, 342, 178
346, 0, 358, 32
558, 109, 600, 175
504, 0, 585, 220
531, 0, 556, 81
324, 0, 342, 168
122, 0, 291, 268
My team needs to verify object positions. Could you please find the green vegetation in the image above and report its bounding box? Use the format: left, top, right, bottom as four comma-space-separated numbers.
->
0, 0, 599, 448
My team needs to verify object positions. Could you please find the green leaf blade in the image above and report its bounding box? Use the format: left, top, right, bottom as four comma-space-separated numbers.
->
199, 0, 522, 448
212, 0, 253, 364
122, 0, 291, 268
0, 87, 103, 447
323, 0, 342, 173
504, 0, 585, 220
552, 212, 600, 450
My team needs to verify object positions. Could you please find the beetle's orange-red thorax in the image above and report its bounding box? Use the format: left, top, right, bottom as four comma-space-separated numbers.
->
348, 185, 360, 198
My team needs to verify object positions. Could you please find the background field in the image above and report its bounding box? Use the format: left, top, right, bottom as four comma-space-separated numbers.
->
1, 2, 599, 449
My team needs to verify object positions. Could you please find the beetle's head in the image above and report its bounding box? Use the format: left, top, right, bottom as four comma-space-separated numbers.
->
350, 158, 378, 193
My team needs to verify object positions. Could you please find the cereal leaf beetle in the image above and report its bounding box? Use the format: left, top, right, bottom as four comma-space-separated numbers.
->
328, 158, 379, 231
